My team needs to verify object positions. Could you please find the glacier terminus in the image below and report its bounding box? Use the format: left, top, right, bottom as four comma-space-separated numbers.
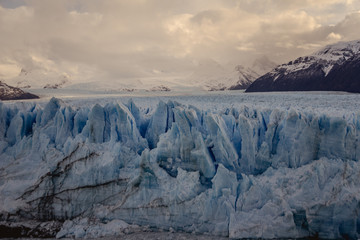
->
0, 92, 360, 239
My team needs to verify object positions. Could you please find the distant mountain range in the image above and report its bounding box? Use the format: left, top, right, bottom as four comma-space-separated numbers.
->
0, 81, 39, 100
4, 40, 360, 94
3, 57, 276, 93
246, 40, 360, 93
6, 68, 70, 89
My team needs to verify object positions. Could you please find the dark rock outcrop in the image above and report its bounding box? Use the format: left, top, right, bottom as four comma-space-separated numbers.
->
0, 81, 39, 100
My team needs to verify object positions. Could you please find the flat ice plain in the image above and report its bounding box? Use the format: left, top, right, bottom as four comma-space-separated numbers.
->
1, 90, 360, 239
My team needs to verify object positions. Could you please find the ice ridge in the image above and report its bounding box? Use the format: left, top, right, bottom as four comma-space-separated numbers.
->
0, 97, 360, 239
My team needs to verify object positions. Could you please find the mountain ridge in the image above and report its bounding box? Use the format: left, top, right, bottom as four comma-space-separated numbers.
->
191, 57, 277, 91
4, 57, 277, 92
246, 40, 360, 93
0, 81, 39, 100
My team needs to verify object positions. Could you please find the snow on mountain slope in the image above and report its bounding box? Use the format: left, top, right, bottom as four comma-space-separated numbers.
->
1, 95, 360, 239
65, 58, 274, 92
226, 65, 261, 90
64, 77, 200, 93
0, 81, 39, 100
6, 68, 71, 89
189, 57, 277, 91
6, 68, 196, 93
274, 40, 360, 77
314, 39, 360, 64
246, 40, 360, 92
5, 57, 276, 92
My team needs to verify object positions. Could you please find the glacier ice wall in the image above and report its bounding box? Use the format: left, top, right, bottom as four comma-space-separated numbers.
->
1, 97, 360, 239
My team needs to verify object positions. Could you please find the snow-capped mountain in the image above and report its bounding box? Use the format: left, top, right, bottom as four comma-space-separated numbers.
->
43, 75, 69, 89
189, 57, 277, 91
56, 58, 277, 92
6, 68, 71, 89
246, 40, 360, 92
226, 65, 262, 90
0, 81, 39, 100
4, 57, 277, 92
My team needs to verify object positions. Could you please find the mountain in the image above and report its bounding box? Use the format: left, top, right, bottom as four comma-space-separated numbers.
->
246, 40, 360, 93
189, 57, 277, 91
227, 65, 263, 90
7, 68, 71, 89
4, 57, 277, 92
0, 81, 39, 100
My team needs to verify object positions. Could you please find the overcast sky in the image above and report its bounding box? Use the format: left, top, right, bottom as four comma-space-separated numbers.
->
0, 0, 360, 82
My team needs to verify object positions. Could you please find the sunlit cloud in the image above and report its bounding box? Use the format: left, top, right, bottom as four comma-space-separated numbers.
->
0, 0, 359, 82
326, 32, 343, 41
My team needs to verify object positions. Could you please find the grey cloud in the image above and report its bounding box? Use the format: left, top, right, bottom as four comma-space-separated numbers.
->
0, 0, 25, 9
190, 10, 223, 24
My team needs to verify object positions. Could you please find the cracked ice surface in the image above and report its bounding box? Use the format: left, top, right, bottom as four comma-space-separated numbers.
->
1, 92, 360, 239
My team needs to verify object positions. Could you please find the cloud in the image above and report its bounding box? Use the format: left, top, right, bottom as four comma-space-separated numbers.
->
0, 0, 359, 82
327, 32, 342, 41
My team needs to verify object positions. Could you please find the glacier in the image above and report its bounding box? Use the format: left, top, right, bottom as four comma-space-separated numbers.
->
1, 95, 360, 239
